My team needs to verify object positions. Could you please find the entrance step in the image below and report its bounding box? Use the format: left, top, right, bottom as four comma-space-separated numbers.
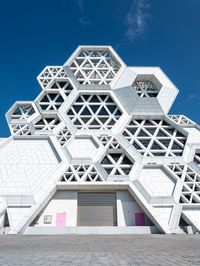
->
24, 226, 160, 235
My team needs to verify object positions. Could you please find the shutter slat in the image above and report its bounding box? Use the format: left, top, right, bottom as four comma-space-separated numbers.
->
77, 192, 117, 226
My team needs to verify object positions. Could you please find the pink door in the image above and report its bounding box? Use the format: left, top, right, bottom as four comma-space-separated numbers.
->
56, 212, 66, 227
135, 212, 145, 226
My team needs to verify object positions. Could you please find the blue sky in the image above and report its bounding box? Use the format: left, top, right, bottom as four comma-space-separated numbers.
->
0, 0, 200, 137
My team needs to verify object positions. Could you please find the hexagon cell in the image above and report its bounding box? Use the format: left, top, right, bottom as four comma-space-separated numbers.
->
3, 45, 200, 235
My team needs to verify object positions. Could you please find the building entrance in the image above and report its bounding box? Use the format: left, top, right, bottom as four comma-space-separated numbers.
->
77, 192, 117, 226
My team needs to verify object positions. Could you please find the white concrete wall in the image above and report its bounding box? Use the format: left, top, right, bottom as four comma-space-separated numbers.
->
117, 191, 141, 226
139, 168, 175, 197
7, 207, 31, 228
35, 190, 153, 228
36, 191, 77, 227
117, 191, 152, 226
0, 139, 60, 195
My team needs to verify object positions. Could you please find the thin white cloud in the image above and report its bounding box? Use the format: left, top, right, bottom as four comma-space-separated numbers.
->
74, 0, 92, 27
74, 0, 85, 12
183, 92, 200, 103
79, 17, 92, 26
125, 0, 150, 42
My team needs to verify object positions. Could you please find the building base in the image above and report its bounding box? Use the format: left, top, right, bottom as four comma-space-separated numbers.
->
24, 226, 160, 235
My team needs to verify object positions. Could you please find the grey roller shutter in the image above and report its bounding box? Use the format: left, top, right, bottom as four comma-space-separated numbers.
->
77, 192, 117, 226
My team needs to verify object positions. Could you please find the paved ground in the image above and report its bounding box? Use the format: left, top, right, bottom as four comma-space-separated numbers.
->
0, 235, 199, 265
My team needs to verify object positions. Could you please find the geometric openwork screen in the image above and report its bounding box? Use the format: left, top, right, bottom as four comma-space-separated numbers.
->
38, 92, 65, 111
67, 94, 122, 130
101, 151, 134, 175
11, 104, 35, 120
167, 164, 200, 204
100, 138, 134, 175
132, 80, 159, 97
69, 48, 121, 84
168, 115, 196, 127
37, 66, 68, 89
56, 126, 72, 146
48, 80, 74, 97
123, 119, 187, 157
4, 45, 200, 235
60, 164, 104, 183
11, 124, 32, 136
33, 115, 61, 132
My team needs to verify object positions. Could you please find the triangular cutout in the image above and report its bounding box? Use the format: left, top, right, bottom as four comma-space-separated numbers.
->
115, 169, 121, 175
80, 106, 91, 116
90, 71, 101, 79
7, 206, 31, 229
95, 176, 102, 182
70, 62, 77, 68
98, 106, 109, 116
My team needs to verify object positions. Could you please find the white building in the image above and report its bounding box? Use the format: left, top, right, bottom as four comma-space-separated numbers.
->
1, 46, 200, 234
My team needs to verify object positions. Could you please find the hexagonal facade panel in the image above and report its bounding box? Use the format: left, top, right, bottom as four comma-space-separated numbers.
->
33, 114, 62, 132
67, 93, 122, 130
59, 164, 104, 183
167, 164, 200, 204
122, 118, 187, 157
2, 45, 200, 234
66, 136, 99, 159
139, 167, 176, 197
37, 66, 68, 89
6, 102, 40, 136
100, 138, 134, 176
38, 91, 65, 111
11, 124, 32, 136
113, 67, 179, 114
168, 115, 196, 127
11, 104, 35, 119
64, 46, 125, 85
48, 79, 74, 96
132, 75, 162, 98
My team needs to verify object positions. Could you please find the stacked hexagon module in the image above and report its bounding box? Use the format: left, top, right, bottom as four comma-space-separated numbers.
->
2, 46, 200, 235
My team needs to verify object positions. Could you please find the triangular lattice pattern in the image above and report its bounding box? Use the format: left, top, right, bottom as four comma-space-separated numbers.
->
4, 45, 200, 234
168, 115, 196, 127
98, 135, 112, 146
11, 124, 32, 136
49, 80, 73, 97
37, 66, 68, 89
56, 126, 72, 146
69, 49, 121, 84
60, 164, 104, 182
33, 115, 61, 132
67, 94, 122, 129
39, 91, 65, 111
123, 119, 187, 157
167, 164, 200, 204
11, 104, 35, 119
132, 81, 159, 97
100, 138, 134, 175
98, 136, 121, 149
